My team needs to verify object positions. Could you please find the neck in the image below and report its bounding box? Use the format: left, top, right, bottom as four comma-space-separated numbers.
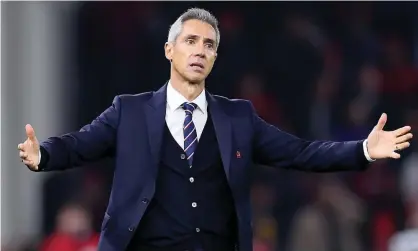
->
170, 70, 205, 101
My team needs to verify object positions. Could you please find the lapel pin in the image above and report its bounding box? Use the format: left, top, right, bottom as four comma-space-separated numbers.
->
236, 151, 241, 158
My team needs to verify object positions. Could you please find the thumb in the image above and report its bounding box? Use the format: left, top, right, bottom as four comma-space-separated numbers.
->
375, 113, 387, 131
25, 124, 37, 141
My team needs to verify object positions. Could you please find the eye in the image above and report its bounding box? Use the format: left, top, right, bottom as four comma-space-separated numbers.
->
186, 39, 195, 45
205, 43, 214, 49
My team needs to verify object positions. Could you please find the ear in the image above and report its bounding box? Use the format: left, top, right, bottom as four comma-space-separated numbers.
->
164, 42, 173, 62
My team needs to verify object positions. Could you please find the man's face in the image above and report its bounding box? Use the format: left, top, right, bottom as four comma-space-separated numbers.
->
165, 19, 218, 83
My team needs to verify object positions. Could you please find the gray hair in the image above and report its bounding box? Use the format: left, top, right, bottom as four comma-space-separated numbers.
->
167, 8, 220, 48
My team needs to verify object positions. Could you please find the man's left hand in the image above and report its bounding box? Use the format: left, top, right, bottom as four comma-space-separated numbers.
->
367, 113, 413, 160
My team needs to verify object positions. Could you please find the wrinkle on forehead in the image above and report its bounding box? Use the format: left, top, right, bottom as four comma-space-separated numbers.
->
179, 20, 217, 44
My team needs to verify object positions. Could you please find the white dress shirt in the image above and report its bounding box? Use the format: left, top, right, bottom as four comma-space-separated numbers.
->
166, 81, 208, 150
38, 82, 374, 163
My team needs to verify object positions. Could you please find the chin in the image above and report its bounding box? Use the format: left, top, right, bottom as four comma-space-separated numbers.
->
185, 74, 206, 84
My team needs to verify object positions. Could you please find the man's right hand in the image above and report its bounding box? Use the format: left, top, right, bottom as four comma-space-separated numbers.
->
18, 124, 40, 171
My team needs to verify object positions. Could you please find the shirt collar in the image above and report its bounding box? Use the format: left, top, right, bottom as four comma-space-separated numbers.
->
166, 81, 207, 114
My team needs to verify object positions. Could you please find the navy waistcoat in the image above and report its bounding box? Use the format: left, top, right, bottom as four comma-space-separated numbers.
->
127, 111, 238, 251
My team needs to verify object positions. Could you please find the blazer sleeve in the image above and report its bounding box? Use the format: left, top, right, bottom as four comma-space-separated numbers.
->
35, 95, 121, 172
249, 102, 370, 172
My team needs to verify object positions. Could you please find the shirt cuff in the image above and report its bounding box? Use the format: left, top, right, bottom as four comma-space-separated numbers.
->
363, 139, 375, 162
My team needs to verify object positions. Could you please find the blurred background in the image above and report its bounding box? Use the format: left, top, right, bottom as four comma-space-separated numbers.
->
2, 1, 418, 251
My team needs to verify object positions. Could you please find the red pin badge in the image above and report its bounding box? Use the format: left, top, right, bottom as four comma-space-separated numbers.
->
236, 151, 241, 158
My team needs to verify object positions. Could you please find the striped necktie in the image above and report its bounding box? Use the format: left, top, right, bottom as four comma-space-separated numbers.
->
181, 102, 198, 167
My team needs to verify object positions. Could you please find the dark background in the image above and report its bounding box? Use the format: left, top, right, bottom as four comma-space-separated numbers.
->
5, 2, 418, 251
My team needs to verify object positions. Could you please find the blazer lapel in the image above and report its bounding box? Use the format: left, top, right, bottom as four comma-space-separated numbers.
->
144, 85, 232, 181
207, 92, 232, 181
144, 83, 167, 169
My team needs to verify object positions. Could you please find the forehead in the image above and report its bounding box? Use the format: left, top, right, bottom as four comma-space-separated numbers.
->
179, 19, 216, 40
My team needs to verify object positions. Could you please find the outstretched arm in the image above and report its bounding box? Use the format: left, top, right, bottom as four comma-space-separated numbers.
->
250, 102, 412, 172
18, 96, 121, 171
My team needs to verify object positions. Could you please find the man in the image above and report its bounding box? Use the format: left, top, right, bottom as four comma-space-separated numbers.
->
18, 8, 412, 251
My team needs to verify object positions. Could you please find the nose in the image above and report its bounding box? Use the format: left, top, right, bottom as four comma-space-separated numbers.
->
195, 52, 205, 58
193, 42, 206, 58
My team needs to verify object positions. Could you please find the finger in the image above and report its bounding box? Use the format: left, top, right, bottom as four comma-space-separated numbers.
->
19, 151, 28, 159
396, 142, 410, 151
375, 113, 387, 131
393, 126, 412, 137
18, 143, 24, 150
396, 133, 413, 144
25, 124, 36, 141
22, 159, 34, 166
390, 152, 401, 159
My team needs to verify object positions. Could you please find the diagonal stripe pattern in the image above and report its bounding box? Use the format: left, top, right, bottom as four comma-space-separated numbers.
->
181, 102, 198, 167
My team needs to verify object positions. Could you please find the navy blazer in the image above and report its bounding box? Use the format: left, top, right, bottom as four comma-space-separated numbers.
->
38, 83, 370, 251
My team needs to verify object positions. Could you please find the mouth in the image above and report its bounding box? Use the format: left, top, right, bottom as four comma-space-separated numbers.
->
189, 62, 204, 70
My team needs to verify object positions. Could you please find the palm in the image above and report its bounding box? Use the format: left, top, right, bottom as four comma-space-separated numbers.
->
18, 124, 40, 169
366, 113, 413, 159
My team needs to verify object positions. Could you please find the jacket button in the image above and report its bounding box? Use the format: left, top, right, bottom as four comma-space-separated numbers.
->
180, 154, 186, 159
142, 198, 149, 204
128, 227, 135, 232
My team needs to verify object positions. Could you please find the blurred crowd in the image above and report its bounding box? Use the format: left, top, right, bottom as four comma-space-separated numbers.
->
11, 2, 418, 251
